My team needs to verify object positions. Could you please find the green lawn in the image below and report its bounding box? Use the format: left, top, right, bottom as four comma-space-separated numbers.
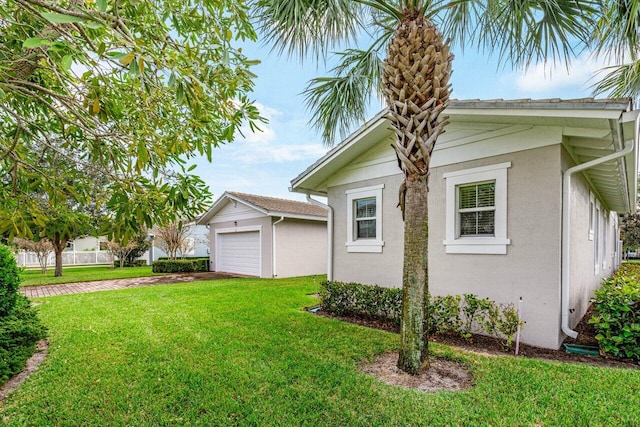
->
2, 277, 639, 426
20, 266, 160, 287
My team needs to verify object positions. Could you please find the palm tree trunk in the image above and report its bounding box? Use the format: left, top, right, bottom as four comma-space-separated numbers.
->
397, 174, 430, 374
382, 12, 453, 374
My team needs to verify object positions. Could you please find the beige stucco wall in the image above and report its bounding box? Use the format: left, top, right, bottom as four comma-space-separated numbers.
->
429, 145, 564, 349
274, 219, 327, 278
329, 145, 571, 348
329, 174, 405, 287
562, 147, 618, 331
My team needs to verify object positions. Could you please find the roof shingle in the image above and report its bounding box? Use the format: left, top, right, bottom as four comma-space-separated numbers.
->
227, 191, 327, 218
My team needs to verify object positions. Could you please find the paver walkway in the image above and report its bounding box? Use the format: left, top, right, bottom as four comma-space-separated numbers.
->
21, 272, 238, 298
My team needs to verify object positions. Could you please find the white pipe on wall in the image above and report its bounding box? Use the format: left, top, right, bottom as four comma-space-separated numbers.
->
561, 113, 637, 339
306, 195, 333, 281
272, 216, 285, 277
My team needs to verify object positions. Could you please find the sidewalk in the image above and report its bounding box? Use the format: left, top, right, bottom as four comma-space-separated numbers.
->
21, 272, 237, 298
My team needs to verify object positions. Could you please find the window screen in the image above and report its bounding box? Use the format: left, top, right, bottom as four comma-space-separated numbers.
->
457, 182, 495, 236
355, 197, 376, 239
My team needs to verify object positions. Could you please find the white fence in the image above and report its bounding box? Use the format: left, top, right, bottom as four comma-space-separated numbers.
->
16, 251, 113, 268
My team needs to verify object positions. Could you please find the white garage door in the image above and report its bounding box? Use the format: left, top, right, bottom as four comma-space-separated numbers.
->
216, 231, 261, 276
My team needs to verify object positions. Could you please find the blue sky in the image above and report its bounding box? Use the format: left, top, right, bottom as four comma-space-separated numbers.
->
191, 39, 610, 205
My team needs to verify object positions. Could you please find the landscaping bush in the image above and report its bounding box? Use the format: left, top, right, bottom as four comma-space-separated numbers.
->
589, 265, 640, 361
319, 281, 402, 325
0, 244, 21, 316
0, 295, 47, 383
152, 260, 195, 273
320, 280, 525, 350
155, 257, 208, 272
0, 244, 47, 383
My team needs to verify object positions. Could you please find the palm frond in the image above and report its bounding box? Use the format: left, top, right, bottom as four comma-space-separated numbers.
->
303, 48, 384, 146
443, 0, 597, 70
251, 0, 362, 60
592, 61, 640, 100
594, 0, 640, 62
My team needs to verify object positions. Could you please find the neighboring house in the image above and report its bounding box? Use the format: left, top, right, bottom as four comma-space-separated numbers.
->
146, 224, 210, 264
290, 98, 639, 350
197, 191, 328, 278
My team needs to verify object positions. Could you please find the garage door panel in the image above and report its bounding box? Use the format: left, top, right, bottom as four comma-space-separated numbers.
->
216, 231, 260, 276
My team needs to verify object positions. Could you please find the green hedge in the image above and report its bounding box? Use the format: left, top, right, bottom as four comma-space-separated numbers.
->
320, 281, 524, 350
0, 295, 48, 383
589, 265, 640, 361
320, 281, 402, 325
0, 244, 47, 383
0, 244, 20, 316
152, 259, 208, 273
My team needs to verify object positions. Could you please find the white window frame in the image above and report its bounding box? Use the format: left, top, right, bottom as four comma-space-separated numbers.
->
346, 184, 384, 253
594, 200, 600, 275
443, 162, 511, 254
588, 192, 595, 241
603, 211, 608, 271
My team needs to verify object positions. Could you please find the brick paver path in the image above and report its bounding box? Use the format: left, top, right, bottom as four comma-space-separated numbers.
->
21, 272, 237, 298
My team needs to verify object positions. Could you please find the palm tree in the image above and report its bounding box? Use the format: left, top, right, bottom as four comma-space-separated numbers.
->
253, 0, 595, 375
592, 0, 640, 99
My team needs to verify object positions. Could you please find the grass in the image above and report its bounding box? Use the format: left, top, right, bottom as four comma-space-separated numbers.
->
20, 266, 159, 287
2, 276, 639, 426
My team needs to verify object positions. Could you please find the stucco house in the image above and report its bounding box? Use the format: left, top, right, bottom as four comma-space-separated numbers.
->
291, 98, 639, 349
197, 191, 328, 278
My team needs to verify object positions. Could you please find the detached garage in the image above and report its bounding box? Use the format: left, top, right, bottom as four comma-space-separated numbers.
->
197, 191, 328, 278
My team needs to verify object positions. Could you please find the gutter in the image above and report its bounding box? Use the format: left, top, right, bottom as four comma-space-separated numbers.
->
561, 113, 637, 338
272, 216, 285, 277
306, 195, 333, 281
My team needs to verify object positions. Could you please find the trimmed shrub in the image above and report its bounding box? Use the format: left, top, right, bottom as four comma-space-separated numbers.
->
320, 281, 402, 325
0, 244, 47, 383
0, 244, 21, 316
0, 295, 47, 383
152, 260, 195, 273
155, 257, 208, 272
319, 280, 525, 350
589, 266, 640, 361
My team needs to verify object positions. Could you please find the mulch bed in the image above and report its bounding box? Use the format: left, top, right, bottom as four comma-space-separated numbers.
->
312, 306, 639, 370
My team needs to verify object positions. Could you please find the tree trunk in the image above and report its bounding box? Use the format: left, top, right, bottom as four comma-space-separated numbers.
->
52, 239, 66, 277
381, 11, 453, 375
397, 174, 430, 374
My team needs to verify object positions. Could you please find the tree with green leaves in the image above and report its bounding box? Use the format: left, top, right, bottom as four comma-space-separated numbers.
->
0, 0, 263, 243
253, 0, 595, 374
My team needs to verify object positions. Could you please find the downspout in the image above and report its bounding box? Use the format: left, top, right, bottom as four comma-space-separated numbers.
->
272, 216, 285, 277
306, 195, 333, 281
561, 113, 636, 338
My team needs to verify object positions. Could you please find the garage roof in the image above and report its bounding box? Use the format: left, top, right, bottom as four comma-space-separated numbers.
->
197, 191, 327, 225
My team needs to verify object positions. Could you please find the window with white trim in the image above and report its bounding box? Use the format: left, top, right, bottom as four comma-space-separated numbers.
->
594, 200, 600, 275
443, 162, 511, 254
588, 192, 595, 241
346, 184, 384, 253
458, 181, 496, 237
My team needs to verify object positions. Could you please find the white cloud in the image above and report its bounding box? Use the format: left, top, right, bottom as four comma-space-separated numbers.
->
513, 54, 613, 95
237, 102, 283, 144
230, 142, 327, 165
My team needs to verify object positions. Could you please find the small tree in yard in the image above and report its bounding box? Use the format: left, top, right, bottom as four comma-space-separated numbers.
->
106, 240, 138, 269
12, 237, 54, 274
153, 222, 193, 260
106, 229, 149, 268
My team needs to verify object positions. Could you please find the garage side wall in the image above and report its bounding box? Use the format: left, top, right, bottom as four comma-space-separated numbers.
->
274, 219, 327, 278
